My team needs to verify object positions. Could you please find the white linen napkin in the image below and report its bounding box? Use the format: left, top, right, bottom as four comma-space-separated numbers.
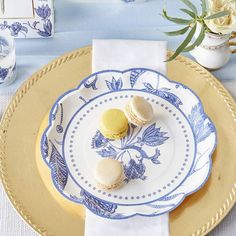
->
85, 39, 169, 236
92, 39, 167, 74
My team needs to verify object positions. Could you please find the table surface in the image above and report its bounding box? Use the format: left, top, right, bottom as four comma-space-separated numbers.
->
0, 0, 235, 235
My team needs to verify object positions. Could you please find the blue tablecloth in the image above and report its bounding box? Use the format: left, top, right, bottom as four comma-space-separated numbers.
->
5, 0, 234, 95
0, 0, 235, 235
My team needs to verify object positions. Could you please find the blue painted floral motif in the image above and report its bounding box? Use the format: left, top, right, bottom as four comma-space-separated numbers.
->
42, 134, 49, 158
124, 159, 146, 181
130, 69, 145, 88
0, 37, 8, 47
143, 83, 183, 108
0, 21, 28, 37
0, 4, 52, 38
56, 104, 64, 133
84, 75, 98, 90
106, 77, 123, 91
27, 4, 52, 38
91, 131, 110, 149
0, 63, 17, 84
138, 123, 169, 146
0, 67, 9, 80
92, 123, 169, 182
11, 23, 28, 36
35, 4, 51, 20
81, 190, 117, 217
188, 103, 215, 143
49, 141, 68, 190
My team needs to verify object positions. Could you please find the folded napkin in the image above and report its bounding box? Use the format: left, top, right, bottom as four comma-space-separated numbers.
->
85, 39, 169, 236
92, 39, 166, 74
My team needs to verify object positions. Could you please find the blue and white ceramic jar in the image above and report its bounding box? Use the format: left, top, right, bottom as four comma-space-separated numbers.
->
0, 31, 16, 87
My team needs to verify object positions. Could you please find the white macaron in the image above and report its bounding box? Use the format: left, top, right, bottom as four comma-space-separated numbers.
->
125, 96, 154, 126
94, 159, 124, 191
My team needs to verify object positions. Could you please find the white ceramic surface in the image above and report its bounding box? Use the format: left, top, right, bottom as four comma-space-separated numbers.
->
190, 25, 231, 70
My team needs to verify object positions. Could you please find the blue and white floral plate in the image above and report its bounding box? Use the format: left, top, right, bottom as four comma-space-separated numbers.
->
41, 68, 217, 219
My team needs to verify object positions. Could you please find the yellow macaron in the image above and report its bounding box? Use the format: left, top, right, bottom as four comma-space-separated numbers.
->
99, 109, 128, 139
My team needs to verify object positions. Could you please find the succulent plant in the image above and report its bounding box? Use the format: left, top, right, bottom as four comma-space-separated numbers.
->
162, 0, 230, 61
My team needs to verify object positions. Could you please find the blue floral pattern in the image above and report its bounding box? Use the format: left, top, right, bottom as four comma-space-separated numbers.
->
92, 123, 169, 182
49, 141, 68, 190
55, 104, 64, 133
0, 37, 8, 47
81, 190, 118, 217
42, 135, 49, 158
0, 21, 28, 37
0, 67, 9, 80
35, 4, 51, 19
130, 69, 146, 88
188, 103, 215, 143
84, 75, 98, 90
27, 4, 52, 37
106, 77, 123, 91
0, 63, 16, 84
42, 68, 217, 219
143, 83, 183, 108
0, 2, 53, 38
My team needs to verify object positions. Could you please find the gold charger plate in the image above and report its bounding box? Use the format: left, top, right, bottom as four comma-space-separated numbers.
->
0, 46, 236, 236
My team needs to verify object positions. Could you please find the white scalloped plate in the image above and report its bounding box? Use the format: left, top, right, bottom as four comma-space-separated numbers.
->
41, 68, 217, 219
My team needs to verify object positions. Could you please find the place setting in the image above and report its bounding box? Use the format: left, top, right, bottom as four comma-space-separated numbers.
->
0, 1, 235, 236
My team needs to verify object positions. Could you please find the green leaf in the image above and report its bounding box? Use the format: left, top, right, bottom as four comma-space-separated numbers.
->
180, 8, 196, 19
204, 10, 229, 20
166, 23, 197, 62
162, 9, 193, 25
201, 0, 207, 16
164, 26, 190, 36
183, 25, 205, 52
180, 0, 198, 14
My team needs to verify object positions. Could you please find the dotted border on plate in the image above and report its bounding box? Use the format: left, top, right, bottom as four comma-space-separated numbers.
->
68, 94, 190, 201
